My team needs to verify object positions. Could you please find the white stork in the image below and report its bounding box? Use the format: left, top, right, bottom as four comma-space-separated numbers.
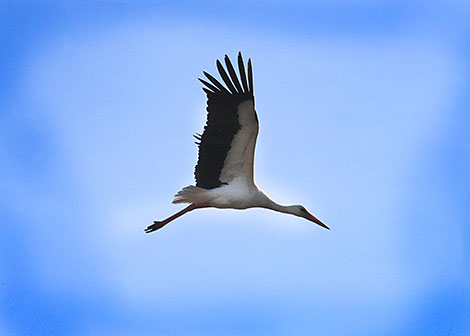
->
145, 52, 329, 233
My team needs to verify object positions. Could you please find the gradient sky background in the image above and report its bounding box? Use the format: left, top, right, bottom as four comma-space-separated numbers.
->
1, 1, 469, 335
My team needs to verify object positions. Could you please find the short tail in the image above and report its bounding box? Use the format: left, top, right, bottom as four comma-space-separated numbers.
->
172, 185, 209, 204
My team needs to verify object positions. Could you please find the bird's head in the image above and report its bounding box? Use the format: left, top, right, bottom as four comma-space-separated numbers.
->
292, 205, 330, 230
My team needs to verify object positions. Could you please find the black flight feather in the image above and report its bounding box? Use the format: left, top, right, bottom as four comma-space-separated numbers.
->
225, 55, 243, 93
202, 71, 230, 94
217, 60, 238, 94
238, 52, 249, 93
247, 58, 254, 95
198, 78, 219, 93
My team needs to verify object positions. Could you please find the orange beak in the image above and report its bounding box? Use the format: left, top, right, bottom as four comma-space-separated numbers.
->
306, 213, 330, 230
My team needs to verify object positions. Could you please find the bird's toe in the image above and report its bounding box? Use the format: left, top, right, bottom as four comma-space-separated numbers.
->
144, 221, 165, 233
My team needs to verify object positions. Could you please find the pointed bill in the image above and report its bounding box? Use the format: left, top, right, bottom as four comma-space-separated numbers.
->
307, 213, 330, 230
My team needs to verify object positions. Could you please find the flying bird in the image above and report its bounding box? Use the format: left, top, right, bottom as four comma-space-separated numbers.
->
145, 52, 329, 233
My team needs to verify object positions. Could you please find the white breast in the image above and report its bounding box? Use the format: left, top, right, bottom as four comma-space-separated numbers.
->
208, 177, 260, 209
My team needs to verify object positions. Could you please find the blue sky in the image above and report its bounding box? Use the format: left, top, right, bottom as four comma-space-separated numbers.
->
1, 1, 469, 335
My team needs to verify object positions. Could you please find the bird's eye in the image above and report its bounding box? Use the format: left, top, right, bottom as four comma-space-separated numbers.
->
300, 206, 307, 213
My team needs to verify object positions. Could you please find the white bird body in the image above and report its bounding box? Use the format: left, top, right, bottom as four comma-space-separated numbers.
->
174, 179, 266, 209
145, 53, 328, 233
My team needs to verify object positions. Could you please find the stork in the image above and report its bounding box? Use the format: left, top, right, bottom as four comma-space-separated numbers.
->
145, 52, 329, 233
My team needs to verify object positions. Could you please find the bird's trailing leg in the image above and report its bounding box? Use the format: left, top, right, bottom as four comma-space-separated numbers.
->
145, 203, 209, 233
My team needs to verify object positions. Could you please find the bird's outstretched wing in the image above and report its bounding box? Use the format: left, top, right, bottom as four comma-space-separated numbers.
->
194, 52, 259, 189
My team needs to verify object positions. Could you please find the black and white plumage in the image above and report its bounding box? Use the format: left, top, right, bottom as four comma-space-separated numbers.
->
145, 52, 328, 233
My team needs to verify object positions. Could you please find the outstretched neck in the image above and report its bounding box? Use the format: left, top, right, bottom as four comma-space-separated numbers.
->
268, 202, 297, 215
258, 193, 296, 215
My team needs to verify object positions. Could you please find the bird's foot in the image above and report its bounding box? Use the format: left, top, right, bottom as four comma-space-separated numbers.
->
144, 221, 166, 233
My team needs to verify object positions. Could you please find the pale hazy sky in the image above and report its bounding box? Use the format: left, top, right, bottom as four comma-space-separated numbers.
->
1, 1, 468, 335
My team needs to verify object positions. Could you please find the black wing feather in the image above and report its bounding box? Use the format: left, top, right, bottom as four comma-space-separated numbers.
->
202, 71, 231, 94
195, 52, 254, 189
238, 52, 249, 93
225, 55, 243, 93
198, 78, 219, 93
217, 60, 238, 94
247, 58, 254, 95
